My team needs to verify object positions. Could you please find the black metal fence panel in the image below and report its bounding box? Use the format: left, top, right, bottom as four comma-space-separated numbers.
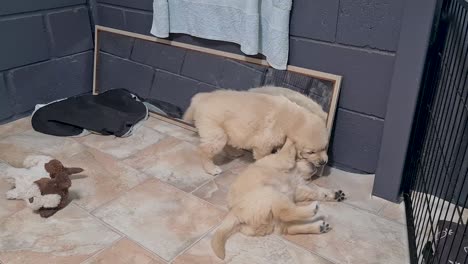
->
403, 0, 468, 263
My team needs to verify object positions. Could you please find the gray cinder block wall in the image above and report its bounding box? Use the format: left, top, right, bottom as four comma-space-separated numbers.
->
0, 0, 407, 175
0, 1, 94, 124
92, 0, 406, 173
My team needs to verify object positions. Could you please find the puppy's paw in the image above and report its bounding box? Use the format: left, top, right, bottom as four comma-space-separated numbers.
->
320, 221, 332, 233
310, 201, 320, 215
334, 190, 346, 202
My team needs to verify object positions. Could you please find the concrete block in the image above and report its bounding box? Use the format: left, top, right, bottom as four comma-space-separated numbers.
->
99, 31, 135, 58
219, 60, 265, 90
151, 70, 216, 110
7, 52, 93, 114
0, 74, 13, 121
47, 7, 93, 57
169, 34, 258, 57
0, 15, 49, 71
97, 0, 153, 11
125, 10, 153, 35
290, 38, 395, 118
181, 51, 224, 86
131, 39, 186, 73
1, 0, 86, 16
97, 52, 154, 97
290, 0, 339, 42
336, 0, 405, 51
97, 4, 125, 30
329, 109, 384, 173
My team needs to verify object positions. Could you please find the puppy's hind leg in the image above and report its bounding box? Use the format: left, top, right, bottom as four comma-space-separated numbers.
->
295, 184, 346, 203
286, 220, 332, 235
272, 193, 320, 222
197, 121, 228, 175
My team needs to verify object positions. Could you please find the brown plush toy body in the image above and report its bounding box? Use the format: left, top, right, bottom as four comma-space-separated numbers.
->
33, 159, 83, 218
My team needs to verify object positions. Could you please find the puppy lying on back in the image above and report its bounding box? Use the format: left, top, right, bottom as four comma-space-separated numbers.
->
249, 86, 328, 122
211, 139, 345, 259
183, 89, 328, 175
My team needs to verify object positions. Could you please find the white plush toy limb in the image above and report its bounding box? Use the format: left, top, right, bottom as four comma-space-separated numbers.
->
5, 178, 61, 210
1, 155, 54, 200
2, 155, 52, 183
24, 184, 61, 210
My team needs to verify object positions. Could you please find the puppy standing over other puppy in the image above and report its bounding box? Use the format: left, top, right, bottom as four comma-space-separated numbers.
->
183, 88, 329, 175
249, 86, 328, 122
211, 139, 345, 259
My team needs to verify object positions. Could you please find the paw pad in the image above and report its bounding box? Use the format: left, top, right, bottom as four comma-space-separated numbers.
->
314, 202, 320, 214
320, 221, 332, 233
335, 190, 346, 202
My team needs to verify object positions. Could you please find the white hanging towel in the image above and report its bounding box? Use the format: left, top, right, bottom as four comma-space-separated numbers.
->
151, 0, 292, 70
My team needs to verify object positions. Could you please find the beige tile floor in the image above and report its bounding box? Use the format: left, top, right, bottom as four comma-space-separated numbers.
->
0, 116, 410, 264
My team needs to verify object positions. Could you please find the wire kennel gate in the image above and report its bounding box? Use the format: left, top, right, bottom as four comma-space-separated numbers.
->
403, 0, 468, 263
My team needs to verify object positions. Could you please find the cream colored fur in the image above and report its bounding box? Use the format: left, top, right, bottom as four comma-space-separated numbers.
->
183, 89, 328, 175
249, 86, 328, 121
211, 139, 344, 259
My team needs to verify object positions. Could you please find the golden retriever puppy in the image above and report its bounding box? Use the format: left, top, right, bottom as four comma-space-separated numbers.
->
211, 139, 345, 259
249, 86, 328, 121
183, 89, 328, 175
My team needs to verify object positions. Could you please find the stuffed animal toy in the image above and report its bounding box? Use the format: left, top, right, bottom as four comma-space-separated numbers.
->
33, 159, 83, 217
1, 155, 83, 217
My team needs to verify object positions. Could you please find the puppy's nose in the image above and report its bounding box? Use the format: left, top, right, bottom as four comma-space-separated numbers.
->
318, 160, 327, 166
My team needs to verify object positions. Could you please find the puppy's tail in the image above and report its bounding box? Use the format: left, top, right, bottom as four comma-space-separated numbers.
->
211, 211, 240, 260
182, 104, 195, 123
183, 93, 206, 123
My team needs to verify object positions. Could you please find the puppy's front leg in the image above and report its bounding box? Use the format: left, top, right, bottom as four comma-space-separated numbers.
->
198, 123, 228, 175
252, 147, 273, 160
295, 184, 346, 202
255, 139, 296, 171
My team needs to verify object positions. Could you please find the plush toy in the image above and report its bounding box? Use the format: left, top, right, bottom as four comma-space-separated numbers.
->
1, 155, 83, 217
33, 159, 83, 217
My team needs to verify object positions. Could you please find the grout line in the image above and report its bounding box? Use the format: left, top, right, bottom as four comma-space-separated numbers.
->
290, 35, 397, 56
178, 50, 187, 75
78, 201, 169, 262
188, 167, 230, 195
278, 234, 339, 264
75, 179, 220, 263
337, 107, 385, 121
338, 200, 407, 226
143, 175, 229, 213
98, 2, 152, 13
123, 237, 170, 263
0, 4, 87, 20
88, 178, 154, 215
79, 236, 126, 263
333, 0, 341, 43
189, 178, 214, 195
73, 202, 126, 237
168, 221, 224, 263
